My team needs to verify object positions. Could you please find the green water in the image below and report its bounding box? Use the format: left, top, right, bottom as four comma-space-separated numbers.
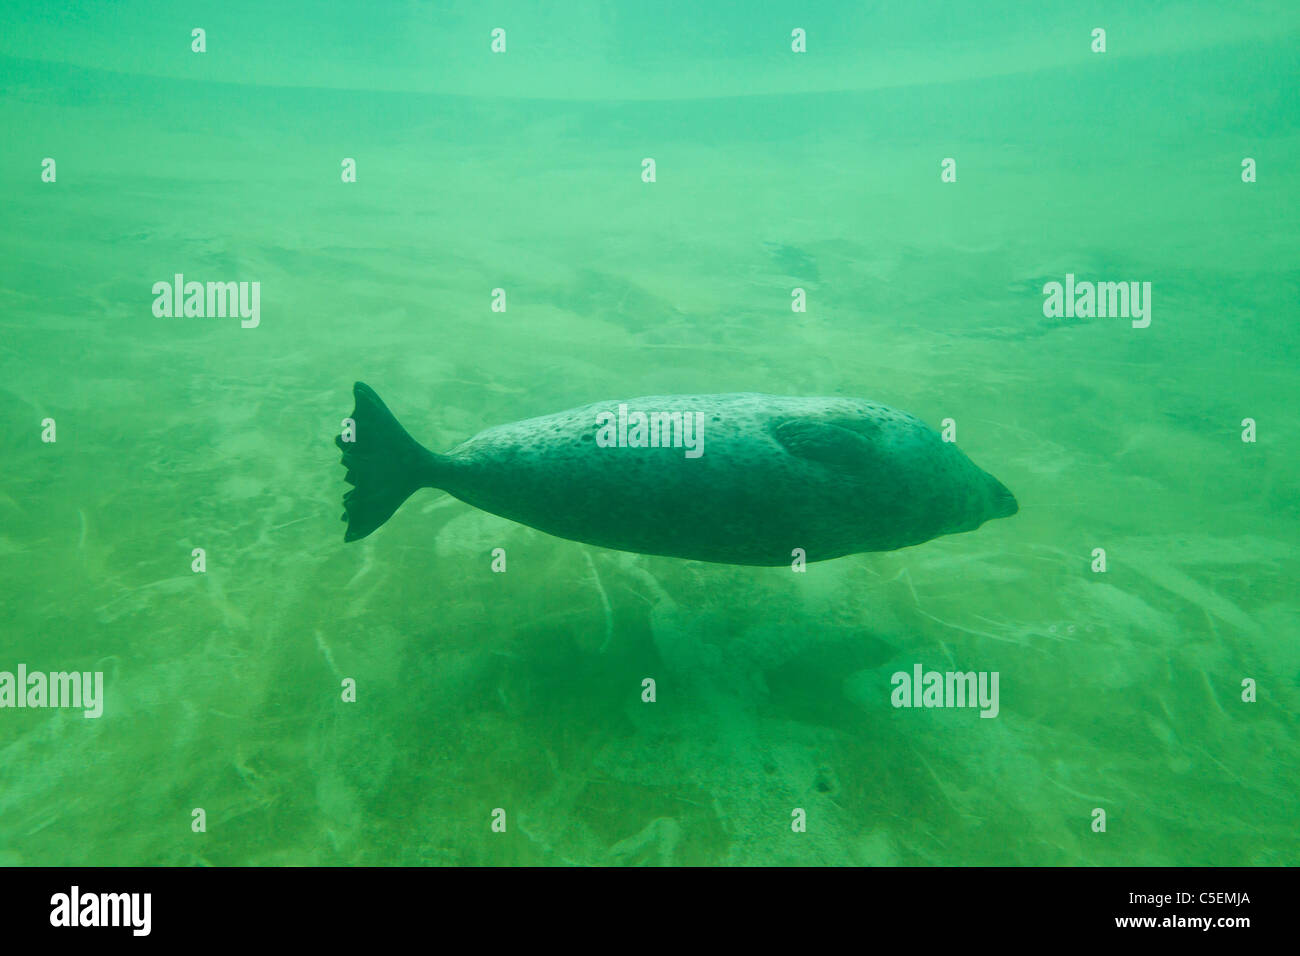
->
1, 1, 1297, 866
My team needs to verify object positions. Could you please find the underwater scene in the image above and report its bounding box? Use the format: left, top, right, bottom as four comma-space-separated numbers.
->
0, 1, 1297, 866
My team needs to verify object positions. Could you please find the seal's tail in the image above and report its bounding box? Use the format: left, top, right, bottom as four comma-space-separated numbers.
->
335, 382, 438, 542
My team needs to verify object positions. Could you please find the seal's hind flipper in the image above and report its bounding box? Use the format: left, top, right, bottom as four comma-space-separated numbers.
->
336, 382, 435, 542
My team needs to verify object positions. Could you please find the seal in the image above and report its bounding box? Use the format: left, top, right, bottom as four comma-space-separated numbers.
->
335, 382, 1017, 565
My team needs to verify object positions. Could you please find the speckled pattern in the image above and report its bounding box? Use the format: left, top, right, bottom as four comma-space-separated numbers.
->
427, 394, 1017, 565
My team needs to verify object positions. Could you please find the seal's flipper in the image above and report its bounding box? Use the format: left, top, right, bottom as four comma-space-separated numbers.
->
336, 382, 437, 542
771, 418, 886, 475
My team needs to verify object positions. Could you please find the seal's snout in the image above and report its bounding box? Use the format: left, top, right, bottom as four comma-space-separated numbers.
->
989, 477, 1018, 518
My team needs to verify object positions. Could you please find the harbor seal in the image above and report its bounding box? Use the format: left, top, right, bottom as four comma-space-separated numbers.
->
336, 383, 1017, 565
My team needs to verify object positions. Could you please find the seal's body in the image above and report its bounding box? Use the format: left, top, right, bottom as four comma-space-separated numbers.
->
336, 384, 1017, 565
